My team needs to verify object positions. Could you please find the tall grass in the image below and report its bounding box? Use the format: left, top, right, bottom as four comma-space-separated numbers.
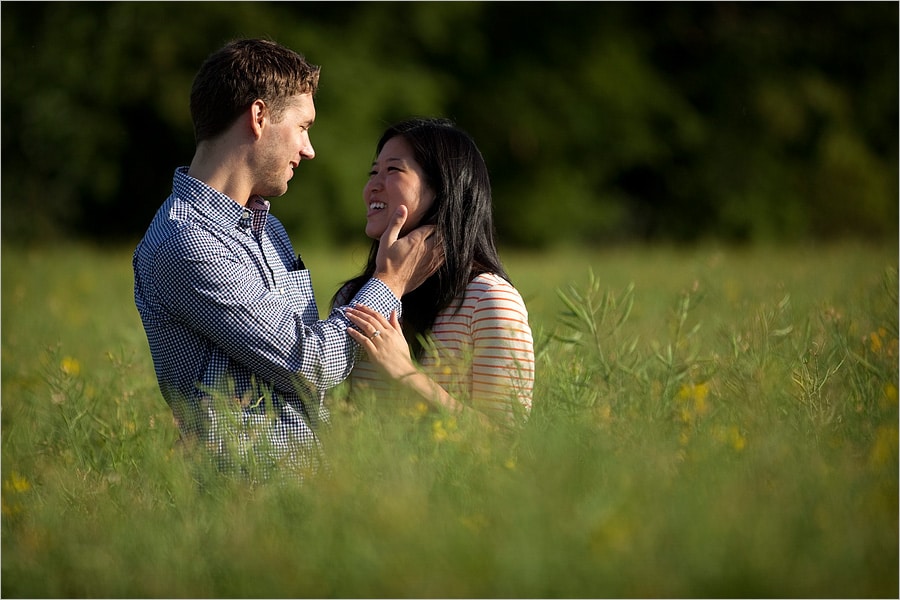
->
2, 241, 897, 598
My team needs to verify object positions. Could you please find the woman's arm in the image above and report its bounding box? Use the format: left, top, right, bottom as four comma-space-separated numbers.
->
345, 306, 462, 412
465, 280, 535, 422
344, 306, 493, 425
345, 276, 535, 427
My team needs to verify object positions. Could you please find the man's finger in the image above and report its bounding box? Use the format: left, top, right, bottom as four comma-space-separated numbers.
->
406, 222, 436, 238
380, 205, 408, 247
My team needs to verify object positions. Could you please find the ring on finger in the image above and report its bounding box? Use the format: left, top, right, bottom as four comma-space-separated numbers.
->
371, 330, 381, 338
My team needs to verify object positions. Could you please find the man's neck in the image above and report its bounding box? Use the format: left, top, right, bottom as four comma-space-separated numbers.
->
188, 141, 253, 206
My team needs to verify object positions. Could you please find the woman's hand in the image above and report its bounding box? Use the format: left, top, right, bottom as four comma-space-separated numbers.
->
346, 304, 494, 429
345, 304, 418, 381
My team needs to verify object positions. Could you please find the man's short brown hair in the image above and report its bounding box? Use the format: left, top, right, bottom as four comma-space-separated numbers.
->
190, 38, 320, 143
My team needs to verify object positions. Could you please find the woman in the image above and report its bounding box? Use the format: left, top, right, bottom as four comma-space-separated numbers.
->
335, 117, 534, 426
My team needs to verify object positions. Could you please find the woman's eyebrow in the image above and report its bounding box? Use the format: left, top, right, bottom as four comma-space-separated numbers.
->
372, 157, 406, 166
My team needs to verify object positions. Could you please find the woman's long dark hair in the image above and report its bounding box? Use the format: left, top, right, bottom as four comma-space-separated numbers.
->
334, 117, 510, 357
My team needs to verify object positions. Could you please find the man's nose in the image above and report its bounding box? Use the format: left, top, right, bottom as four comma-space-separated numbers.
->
301, 138, 315, 160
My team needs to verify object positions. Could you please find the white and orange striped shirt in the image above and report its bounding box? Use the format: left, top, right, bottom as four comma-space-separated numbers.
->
347, 272, 535, 424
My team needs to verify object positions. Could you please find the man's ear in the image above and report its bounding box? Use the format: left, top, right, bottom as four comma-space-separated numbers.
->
248, 99, 267, 139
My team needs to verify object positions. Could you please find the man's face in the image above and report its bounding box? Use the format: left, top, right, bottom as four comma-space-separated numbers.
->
253, 93, 316, 198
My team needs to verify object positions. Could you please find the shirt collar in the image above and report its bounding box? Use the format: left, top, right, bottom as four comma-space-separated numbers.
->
247, 195, 271, 236
173, 166, 270, 234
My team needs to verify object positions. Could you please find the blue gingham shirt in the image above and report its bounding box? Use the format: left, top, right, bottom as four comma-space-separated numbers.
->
133, 167, 400, 472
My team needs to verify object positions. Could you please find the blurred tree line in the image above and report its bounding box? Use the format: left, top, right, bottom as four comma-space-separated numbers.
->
2, 1, 897, 248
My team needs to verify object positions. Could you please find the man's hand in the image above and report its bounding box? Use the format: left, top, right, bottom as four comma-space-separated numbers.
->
374, 206, 443, 298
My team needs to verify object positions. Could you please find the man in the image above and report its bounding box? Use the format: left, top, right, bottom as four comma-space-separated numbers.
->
133, 39, 438, 475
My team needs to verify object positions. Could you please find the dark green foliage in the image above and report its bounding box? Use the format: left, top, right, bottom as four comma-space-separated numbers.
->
2, 2, 897, 246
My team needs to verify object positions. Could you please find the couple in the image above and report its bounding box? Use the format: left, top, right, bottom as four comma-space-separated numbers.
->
133, 38, 534, 473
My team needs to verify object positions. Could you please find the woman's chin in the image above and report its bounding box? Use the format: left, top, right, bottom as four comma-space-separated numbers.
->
364, 222, 416, 239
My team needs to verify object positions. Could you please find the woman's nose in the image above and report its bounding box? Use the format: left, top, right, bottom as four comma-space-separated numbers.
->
366, 174, 382, 192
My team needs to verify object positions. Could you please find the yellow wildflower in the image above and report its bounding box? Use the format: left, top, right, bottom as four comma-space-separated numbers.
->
714, 425, 746, 452
675, 382, 711, 423
869, 424, 898, 467
729, 426, 746, 452
869, 330, 883, 354
883, 383, 898, 408
60, 356, 81, 376
460, 513, 489, 533
432, 420, 448, 442
590, 516, 633, 554
595, 403, 612, 424
3, 471, 31, 493
2, 500, 20, 517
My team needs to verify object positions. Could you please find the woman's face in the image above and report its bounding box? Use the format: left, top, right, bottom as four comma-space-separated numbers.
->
363, 136, 435, 239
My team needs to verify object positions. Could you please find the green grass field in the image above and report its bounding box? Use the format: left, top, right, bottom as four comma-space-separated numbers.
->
2, 241, 897, 598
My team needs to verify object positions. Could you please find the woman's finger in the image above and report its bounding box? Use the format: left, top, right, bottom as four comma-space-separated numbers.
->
345, 309, 374, 334
351, 303, 390, 325
346, 307, 390, 340
346, 326, 372, 347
